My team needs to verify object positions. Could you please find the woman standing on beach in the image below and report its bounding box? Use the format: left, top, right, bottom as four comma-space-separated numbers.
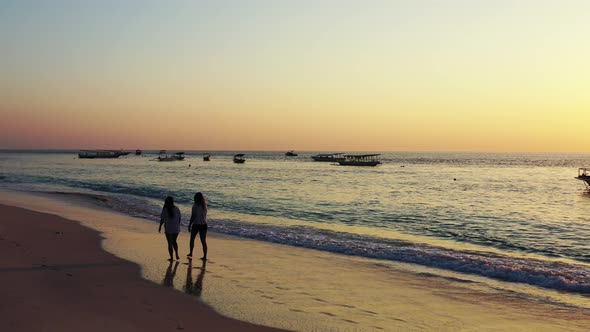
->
159, 196, 181, 261
187, 192, 208, 260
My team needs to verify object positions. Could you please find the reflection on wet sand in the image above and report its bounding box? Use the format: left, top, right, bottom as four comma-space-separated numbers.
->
185, 259, 206, 297
162, 260, 179, 288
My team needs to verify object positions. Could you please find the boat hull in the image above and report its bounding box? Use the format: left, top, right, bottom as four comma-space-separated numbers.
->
337, 160, 381, 166
78, 150, 126, 159
576, 175, 590, 186
311, 156, 345, 162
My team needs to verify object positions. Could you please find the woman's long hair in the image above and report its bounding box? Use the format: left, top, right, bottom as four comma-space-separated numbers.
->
164, 196, 175, 218
194, 192, 207, 212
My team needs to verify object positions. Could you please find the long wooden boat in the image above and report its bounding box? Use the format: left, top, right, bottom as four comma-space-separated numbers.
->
311, 153, 345, 162
78, 150, 129, 159
157, 151, 185, 161
338, 154, 382, 166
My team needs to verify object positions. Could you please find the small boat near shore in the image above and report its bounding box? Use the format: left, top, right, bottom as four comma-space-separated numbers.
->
338, 154, 382, 167
576, 168, 590, 187
78, 150, 129, 159
285, 150, 298, 156
157, 151, 185, 161
311, 153, 345, 162
233, 153, 246, 164
203, 153, 210, 161
135, 149, 142, 156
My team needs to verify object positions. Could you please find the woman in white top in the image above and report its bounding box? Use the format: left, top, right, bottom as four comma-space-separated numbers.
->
159, 196, 181, 261
187, 192, 208, 260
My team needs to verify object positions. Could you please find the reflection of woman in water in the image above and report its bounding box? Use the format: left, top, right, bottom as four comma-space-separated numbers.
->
187, 192, 208, 260
159, 196, 181, 261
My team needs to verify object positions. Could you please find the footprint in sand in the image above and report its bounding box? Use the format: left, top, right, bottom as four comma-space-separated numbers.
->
289, 309, 305, 313
361, 309, 378, 315
275, 286, 289, 290
388, 317, 406, 322
313, 298, 327, 303
261, 295, 274, 300
272, 301, 285, 305
371, 326, 385, 330
341, 319, 358, 324
336, 304, 356, 309
319, 312, 336, 317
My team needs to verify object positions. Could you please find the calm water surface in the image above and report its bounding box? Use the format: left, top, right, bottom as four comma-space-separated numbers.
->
2, 151, 590, 301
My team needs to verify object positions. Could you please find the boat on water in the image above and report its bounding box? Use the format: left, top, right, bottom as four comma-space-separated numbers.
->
78, 150, 129, 159
135, 149, 142, 156
203, 153, 210, 161
285, 150, 298, 157
157, 151, 185, 162
311, 153, 345, 162
576, 168, 590, 187
233, 153, 246, 164
338, 154, 382, 166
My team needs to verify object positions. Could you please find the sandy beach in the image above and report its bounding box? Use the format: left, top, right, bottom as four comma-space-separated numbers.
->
0, 203, 285, 332
2, 190, 590, 331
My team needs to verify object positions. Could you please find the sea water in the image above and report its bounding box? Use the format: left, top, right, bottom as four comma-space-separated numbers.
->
2, 150, 590, 305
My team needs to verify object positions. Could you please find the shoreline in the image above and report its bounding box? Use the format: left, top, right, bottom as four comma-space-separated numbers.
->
2, 189, 590, 331
0, 203, 285, 332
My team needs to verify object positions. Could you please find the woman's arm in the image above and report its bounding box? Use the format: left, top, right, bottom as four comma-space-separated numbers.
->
158, 209, 165, 233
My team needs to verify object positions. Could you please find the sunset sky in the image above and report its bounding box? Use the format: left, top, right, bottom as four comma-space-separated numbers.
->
1, 0, 590, 152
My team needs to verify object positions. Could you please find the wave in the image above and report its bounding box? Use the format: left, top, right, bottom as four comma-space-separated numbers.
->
209, 218, 590, 294
39, 190, 590, 295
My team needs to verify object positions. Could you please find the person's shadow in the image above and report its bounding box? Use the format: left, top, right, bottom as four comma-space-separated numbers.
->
162, 260, 179, 288
184, 259, 206, 297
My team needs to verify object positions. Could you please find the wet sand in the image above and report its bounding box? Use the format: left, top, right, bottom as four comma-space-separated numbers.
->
0, 204, 285, 332
2, 190, 590, 331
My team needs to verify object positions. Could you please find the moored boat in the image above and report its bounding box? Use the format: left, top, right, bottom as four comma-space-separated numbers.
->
135, 149, 142, 156
233, 153, 246, 164
285, 150, 298, 156
338, 154, 382, 166
78, 150, 129, 159
203, 153, 210, 161
157, 151, 185, 161
576, 168, 590, 187
311, 153, 345, 162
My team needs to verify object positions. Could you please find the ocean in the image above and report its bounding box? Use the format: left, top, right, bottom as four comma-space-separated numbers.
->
2, 150, 590, 307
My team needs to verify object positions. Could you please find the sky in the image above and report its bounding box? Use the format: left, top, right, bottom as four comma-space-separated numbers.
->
1, 0, 590, 152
